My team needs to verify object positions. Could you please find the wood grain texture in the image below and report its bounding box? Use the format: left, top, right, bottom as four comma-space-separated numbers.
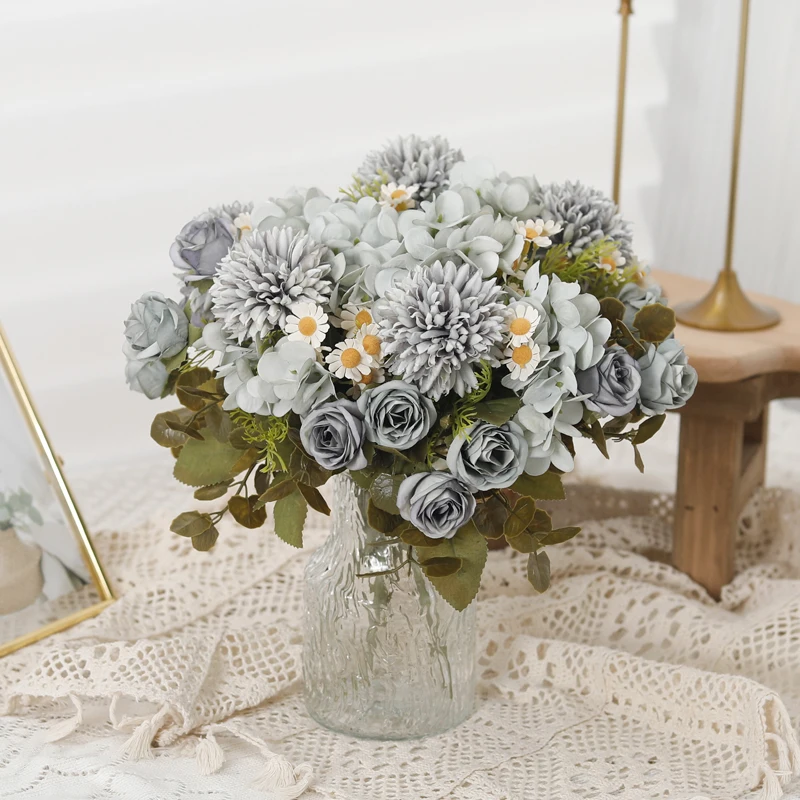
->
653, 269, 800, 383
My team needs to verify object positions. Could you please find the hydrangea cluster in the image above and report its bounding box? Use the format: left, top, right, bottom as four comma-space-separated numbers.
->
124, 135, 696, 608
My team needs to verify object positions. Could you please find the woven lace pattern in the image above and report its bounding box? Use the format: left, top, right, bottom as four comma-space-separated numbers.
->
1, 456, 800, 799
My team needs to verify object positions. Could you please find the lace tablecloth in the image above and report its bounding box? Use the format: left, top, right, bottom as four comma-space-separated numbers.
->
2, 406, 800, 800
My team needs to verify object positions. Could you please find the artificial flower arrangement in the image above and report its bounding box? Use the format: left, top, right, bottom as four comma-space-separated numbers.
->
123, 135, 697, 610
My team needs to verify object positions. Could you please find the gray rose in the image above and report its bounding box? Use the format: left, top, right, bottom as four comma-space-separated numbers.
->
357, 380, 435, 449
124, 350, 168, 399
300, 399, 367, 471
637, 340, 698, 415
446, 420, 528, 491
170, 211, 237, 282
124, 292, 189, 360
292, 360, 336, 417
618, 282, 665, 327
397, 471, 476, 540
577, 345, 642, 417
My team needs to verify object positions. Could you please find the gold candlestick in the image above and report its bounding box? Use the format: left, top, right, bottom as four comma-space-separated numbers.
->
674, 0, 779, 331
613, 0, 633, 206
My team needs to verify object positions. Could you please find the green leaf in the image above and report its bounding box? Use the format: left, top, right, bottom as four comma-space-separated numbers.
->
367, 499, 403, 534
586, 419, 609, 459
473, 396, 523, 426
503, 496, 537, 539
512, 472, 565, 501
162, 347, 188, 373
415, 521, 488, 611
529, 507, 553, 533
274, 490, 307, 548
228, 495, 268, 529
193, 481, 232, 501
228, 427, 252, 450
632, 443, 645, 473
349, 468, 375, 490
173, 432, 253, 487
369, 473, 404, 515
599, 296, 626, 324
260, 475, 296, 503
527, 549, 551, 593
254, 468, 270, 496
151, 409, 194, 448
176, 368, 215, 410
165, 419, 204, 440
297, 483, 331, 516
538, 526, 581, 546
188, 324, 203, 346
507, 530, 539, 553
419, 556, 462, 578
603, 413, 632, 436
614, 319, 648, 359
633, 304, 676, 343
192, 526, 219, 551
397, 523, 441, 548
632, 414, 666, 445
170, 511, 215, 538
473, 496, 508, 539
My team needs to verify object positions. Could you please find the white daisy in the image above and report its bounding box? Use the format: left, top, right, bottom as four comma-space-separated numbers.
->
347, 366, 386, 398
283, 302, 329, 348
338, 303, 375, 335
515, 218, 563, 248
505, 303, 541, 346
379, 182, 419, 212
598, 249, 627, 273
233, 212, 252, 236
326, 339, 374, 380
503, 341, 541, 381
355, 323, 383, 361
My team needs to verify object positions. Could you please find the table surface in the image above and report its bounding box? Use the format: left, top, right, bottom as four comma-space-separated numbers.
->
653, 269, 800, 384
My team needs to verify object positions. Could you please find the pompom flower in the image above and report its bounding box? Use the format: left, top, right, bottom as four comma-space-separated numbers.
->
380, 261, 506, 400
515, 218, 563, 248
326, 339, 374, 380
284, 302, 329, 348
504, 342, 541, 382
506, 303, 541, 346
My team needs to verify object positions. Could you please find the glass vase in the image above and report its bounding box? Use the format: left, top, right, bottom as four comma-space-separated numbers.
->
303, 473, 477, 740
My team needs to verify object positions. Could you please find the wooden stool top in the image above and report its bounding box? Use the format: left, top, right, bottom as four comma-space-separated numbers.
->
652, 270, 800, 384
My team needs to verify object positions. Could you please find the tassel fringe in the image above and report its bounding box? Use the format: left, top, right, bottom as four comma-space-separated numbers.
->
41, 695, 83, 743
121, 703, 171, 761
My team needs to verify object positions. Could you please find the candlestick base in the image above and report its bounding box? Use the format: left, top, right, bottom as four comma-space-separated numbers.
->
674, 269, 780, 331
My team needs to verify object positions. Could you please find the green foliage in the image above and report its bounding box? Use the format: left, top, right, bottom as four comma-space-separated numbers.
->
274, 490, 308, 548
339, 169, 390, 202
527, 549, 551, 593
633, 304, 676, 343
415, 521, 488, 611
170, 511, 219, 551
473, 396, 522, 426
229, 411, 290, 473
151, 409, 195, 448
228, 496, 268, 529
511, 472, 565, 500
297, 483, 330, 516
473, 496, 508, 539
367, 498, 403, 534
0, 488, 43, 531
173, 432, 257, 487
369, 473, 405, 515
451, 362, 494, 437
193, 481, 232, 501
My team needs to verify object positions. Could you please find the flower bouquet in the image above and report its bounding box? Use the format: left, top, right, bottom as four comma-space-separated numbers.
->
125, 135, 697, 737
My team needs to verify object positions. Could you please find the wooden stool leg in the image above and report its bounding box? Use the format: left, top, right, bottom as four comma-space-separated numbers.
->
673, 414, 743, 598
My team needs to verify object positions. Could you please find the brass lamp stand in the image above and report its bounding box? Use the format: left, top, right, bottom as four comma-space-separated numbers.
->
672, 0, 779, 331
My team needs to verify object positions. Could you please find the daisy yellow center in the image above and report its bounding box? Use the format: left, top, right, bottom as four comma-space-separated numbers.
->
297, 316, 318, 336
525, 226, 539, 239
354, 310, 372, 328
391, 189, 407, 200
361, 334, 381, 356
601, 256, 616, 270
340, 347, 362, 369
512, 345, 533, 366
510, 317, 532, 337
359, 371, 375, 385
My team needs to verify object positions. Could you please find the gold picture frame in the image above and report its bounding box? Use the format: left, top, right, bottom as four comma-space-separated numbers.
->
0, 323, 114, 658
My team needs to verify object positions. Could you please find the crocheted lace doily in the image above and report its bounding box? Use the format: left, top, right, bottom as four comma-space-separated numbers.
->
1, 454, 800, 800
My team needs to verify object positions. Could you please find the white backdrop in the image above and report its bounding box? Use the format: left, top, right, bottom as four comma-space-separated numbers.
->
0, 0, 796, 470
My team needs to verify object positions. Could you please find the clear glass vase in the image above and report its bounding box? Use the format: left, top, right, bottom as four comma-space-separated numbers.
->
303, 473, 477, 740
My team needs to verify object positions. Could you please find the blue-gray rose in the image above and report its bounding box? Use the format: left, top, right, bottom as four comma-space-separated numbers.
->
292, 359, 336, 417
124, 292, 189, 360
124, 351, 168, 399
356, 380, 435, 449
170, 211, 237, 281
300, 399, 367, 471
618, 282, 665, 328
637, 340, 698, 415
577, 345, 642, 417
446, 420, 528, 491
396, 471, 476, 540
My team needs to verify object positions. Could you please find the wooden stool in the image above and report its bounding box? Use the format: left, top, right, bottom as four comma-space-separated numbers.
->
653, 270, 800, 598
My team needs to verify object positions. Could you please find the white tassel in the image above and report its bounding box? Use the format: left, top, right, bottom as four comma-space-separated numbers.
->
196, 731, 226, 776
251, 755, 313, 799
41, 695, 83, 743
759, 764, 784, 800
121, 703, 171, 761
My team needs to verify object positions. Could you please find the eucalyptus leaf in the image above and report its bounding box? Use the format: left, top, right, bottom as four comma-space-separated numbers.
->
473, 496, 508, 539
274, 490, 307, 548
527, 549, 551, 593
503, 496, 537, 539
170, 511, 214, 538
192, 526, 219, 551
633, 304, 676, 343
193, 482, 232, 501
599, 296, 626, 324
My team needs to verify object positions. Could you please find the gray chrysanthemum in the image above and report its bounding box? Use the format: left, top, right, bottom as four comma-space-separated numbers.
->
535, 181, 634, 261
358, 135, 463, 201
210, 227, 333, 342
213, 200, 254, 222
380, 260, 505, 400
